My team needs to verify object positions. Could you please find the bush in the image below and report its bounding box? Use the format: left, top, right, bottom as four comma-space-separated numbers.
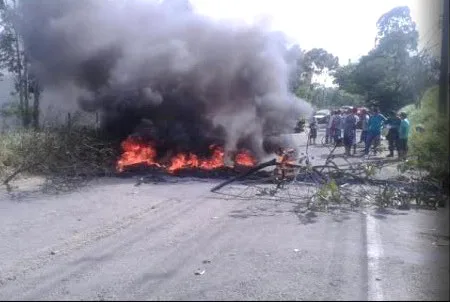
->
403, 86, 449, 187
0, 124, 120, 183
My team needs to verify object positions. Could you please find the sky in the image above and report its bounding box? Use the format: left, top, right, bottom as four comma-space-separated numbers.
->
190, 0, 443, 85
0, 0, 443, 89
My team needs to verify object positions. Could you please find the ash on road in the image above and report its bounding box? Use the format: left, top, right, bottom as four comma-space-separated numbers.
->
0, 132, 448, 301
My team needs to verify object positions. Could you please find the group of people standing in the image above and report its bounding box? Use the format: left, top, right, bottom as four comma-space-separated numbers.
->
383, 110, 411, 160
322, 108, 360, 156
310, 107, 410, 160
360, 108, 410, 160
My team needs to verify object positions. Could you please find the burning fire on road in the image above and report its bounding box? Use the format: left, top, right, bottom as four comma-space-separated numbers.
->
116, 137, 256, 173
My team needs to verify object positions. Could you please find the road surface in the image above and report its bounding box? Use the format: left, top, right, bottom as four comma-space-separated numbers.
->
0, 130, 448, 301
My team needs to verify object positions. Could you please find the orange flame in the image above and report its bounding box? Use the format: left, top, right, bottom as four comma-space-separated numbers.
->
116, 138, 160, 172
274, 148, 297, 179
116, 137, 256, 173
235, 150, 256, 167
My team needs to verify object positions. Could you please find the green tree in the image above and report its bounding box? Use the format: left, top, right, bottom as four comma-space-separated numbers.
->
375, 6, 418, 53
0, 0, 41, 129
288, 46, 340, 105
296, 83, 364, 110
333, 6, 437, 112
302, 48, 339, 87
407, 49, 440, 108
405, 86, 449, 187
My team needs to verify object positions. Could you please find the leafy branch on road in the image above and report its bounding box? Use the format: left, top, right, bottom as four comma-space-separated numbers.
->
211, 142, 447, 212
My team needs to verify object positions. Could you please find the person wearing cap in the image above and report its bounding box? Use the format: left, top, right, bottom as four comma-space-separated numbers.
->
398, 112, 410, 160
385, 111, 401, 157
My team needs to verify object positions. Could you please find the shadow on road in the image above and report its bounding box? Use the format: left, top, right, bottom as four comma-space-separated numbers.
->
291, 203, 318, 225
228, 208, 277, 219
294, 210, 318, 225
371, 207, 410, 220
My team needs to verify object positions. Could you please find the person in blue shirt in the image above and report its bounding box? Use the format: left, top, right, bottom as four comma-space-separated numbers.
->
397, 112, 410, 161
364, 107, 387, 156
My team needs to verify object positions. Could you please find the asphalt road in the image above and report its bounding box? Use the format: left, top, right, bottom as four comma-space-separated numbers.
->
0, 130, 449, 301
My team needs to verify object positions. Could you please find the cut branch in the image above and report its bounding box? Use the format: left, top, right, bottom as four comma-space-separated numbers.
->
2, 161, 41, 188
211, 159, 277, 192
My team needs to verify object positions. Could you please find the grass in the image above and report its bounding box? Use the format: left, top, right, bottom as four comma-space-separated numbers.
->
398, 86, 449, 189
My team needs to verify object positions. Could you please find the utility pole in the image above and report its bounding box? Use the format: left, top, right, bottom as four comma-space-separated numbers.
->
438, 0, 449, 116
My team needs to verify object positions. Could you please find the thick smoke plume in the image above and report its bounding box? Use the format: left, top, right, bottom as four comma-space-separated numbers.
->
17, 0, 312, 160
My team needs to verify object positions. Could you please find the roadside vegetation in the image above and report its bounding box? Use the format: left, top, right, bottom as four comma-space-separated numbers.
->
398, 86, 449, 188
0, 118, 119, 189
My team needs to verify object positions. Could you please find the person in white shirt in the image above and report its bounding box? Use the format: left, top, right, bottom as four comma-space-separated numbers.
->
333, 110, 343, 146
340, 111, 347, 130
326, 111, 335, 144
359, 109, 369, 144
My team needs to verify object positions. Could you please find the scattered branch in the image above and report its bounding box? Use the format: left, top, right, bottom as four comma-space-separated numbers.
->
210, 140, 447, 212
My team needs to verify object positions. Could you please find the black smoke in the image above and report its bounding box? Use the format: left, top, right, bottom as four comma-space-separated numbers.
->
17, 0, 312, 160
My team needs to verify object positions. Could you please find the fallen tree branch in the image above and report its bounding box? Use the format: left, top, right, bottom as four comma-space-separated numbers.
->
210, 158, 332, 192
211, 159, 277, 192
319, 143, 338, 174
211, 136, 448, 211
2, 161, 42, 189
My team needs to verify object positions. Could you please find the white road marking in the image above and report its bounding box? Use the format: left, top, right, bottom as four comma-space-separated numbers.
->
366, 211, 385, 301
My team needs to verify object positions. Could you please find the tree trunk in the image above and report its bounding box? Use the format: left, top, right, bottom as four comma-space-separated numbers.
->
32, 83, 40, 130
23, 54, 30, 127
13, 33, 25, 125
10, 0, 28, 128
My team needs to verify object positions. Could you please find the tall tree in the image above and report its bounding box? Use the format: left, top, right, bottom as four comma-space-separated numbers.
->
287, 46, 340, 102
302, 48, 339, 87
0, 0, 40, 128
375, 6, 418, 53
333, 6, 437, 112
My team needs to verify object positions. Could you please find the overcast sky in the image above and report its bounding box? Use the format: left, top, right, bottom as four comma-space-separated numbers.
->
190, 0, 443, 65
